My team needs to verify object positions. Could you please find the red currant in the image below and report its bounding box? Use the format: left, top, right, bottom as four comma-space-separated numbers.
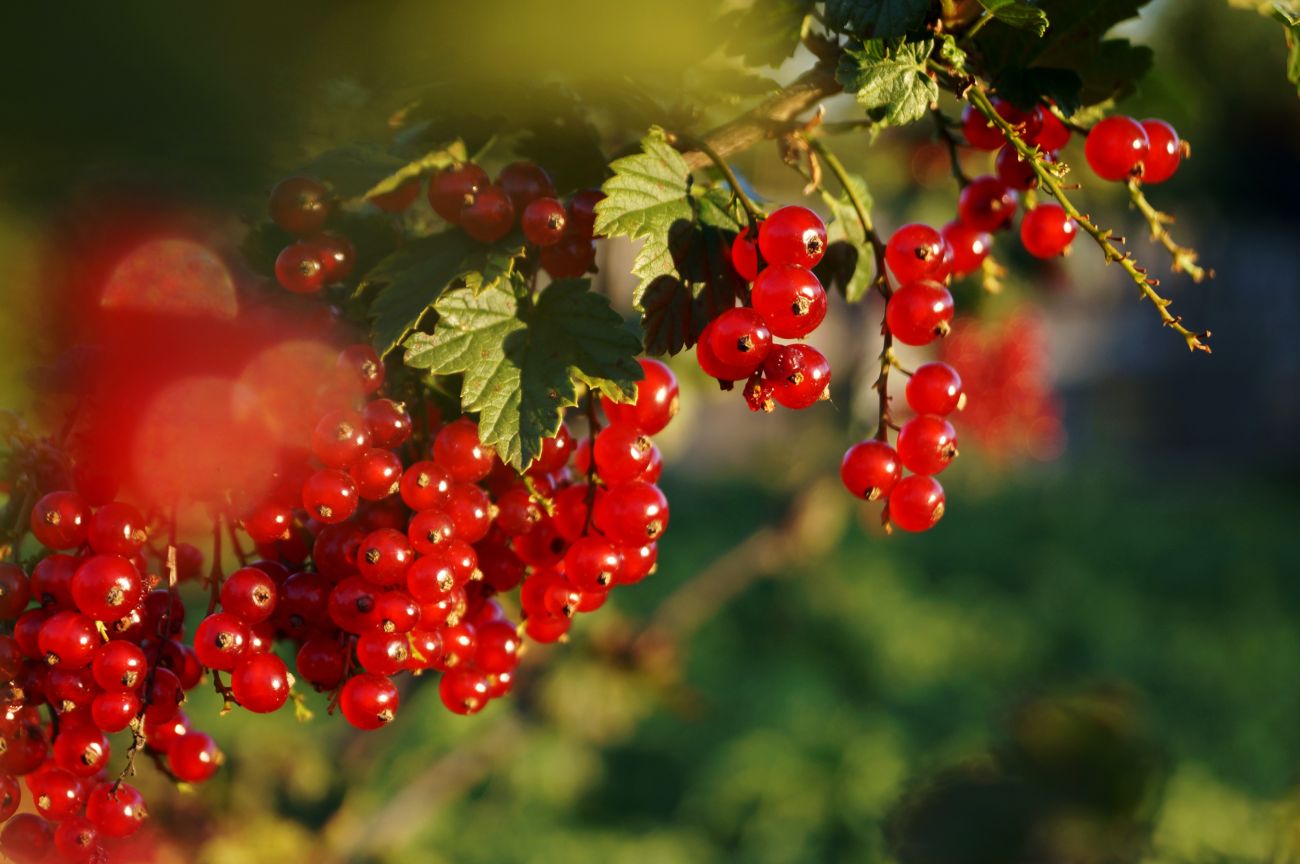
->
616, 542, 657, 585
434, 419, 494, 483
91, 640, 146, 691
311, 409, 369, 468
1, 814, 52, 861
446, 484, 493, 544
220, 566, 278, 624
54, 815, 99, 861
840, 441, 902, 501
906, 362, 964, 416
71, 555, 143, 623
302, 469, 359, 524
567, 189, 605, 238
460, 184, 515, 243
888, 475, 946, 532
30, 491, 88, 550
521, 197, 568, 246
297, 637, 346, 690
311, 230, 356, 282
751, 264, 828, 338
994, 145, 1039, 190
52, 721, 109, 777
275, 242, 326, 294
540, 234, 596, 278
496, 162, 556, 212
356, 630, 411, 675
361, 399, 413, 449
1028, 106, 1071, 153
758, 206, 827, 269
594, 481, 669, 545
231, 652, 290, 713
730, 227, 762, 282
529, 424, 577, 474
957, 176, 1019, 232
885, 224, 948, 283
429, 163, 488, 223
770, 343, 831, 409
593, 425, 654, 485
399, 461, 452, 511
85, 781, 146, 838
696, 317, 752, 382
407, 508, 456, 556
39, 611, 100, 669
368, 178, 420, 212
86, 501, 146, 557
350, 448, 403, 501
1085, 115, 1149, 182
338, 344, 385, 396
92, 690, 140, 732
29, 765, 81, 820
193, 612, 250, 672
0, 563, 30, 620
357, 529, 414, 586
896, 415, 959, 475
886, 280, 954, 346
940, 221, 991, 278
708, 307, 772, 373
269, 176, 332, 235
1020, 203, 1077, 259
563, 536, 621, 592
167, 730, 222, 783
439, 668, 491, 715
1139, 119, 1182, 184
600, 358, 679, 435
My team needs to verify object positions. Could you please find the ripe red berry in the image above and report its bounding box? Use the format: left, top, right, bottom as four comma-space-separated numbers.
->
730, 227, 762, 282
446, 483, 493, 544
91, 639, 147, 691
1028, 106, 1071, 153
30, 491, 88, 550
302, 469, 359, 524
906, 362, 964, 416
940, 221, 992, 278
995, 145, 1039, 190
1139, 119, 1182, 184
275, 242, 326, 294
708, 307, 772, 373
521, 197, 568, 246
29, 765, 81, 820
269, 176, 332, 235
407, 508, 456, 556
888, 475, 946, 532
770, 343, 831, 409
85, 780, 147, 838
311, 230, 357, 283
340, 673, 400, 730
193, 612, 249, 672
460, 184, 516, 243
357, 528, 414, 586
86, 501, 146, 557
338, 344, 385, 396
312, 409, 370, 468
92, 690, 141, 732
71, 554, 143, 623
399, 461, 452, 511
957, 176, 1019, 232
220, 566, 278, 624
840, 441, 903, 501
744, 373, 775, 413
594, 480, 669, 545
356, 630, 410, 675
897, 415, 959, 475
349, 448, 403, 501
328, 576, 381, 633
54, 815, 99, 861
496, 162, 556, 212
242, 502, 292, 545
695, 317, 753, 382
53, 721, 110, 777
540, 234, 596, 278
758, 206, 827, 269
429, 163, 489, 223
961, 103, 1006, 150
39, 611, 100, 668
567, 189, 605, 238
1020, 203, 1077, 258
297, 637, 346, 690
167, 730, 222, 783
434, 419, 494, 483
886, 281, 954, 346
368, 178, 421, 212
593, 425, 654, 485
1085, 115, 1149, 182
564, 536, 621, 592
1, 814, 52, 861
600, 358, 679, 435
375, 590, 420, 633
0, 563, 30, 621
232, 653, 290, 713
0, 775, 19, 823
616, 542, 658, 585
751, 264, 828, 338
885, 224, 948, 284
439, 668, 491, 715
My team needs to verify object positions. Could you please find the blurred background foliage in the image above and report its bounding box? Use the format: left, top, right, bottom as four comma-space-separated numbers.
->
1, 0, 1299, 862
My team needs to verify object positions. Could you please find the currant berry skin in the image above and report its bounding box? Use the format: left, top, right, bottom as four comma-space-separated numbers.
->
886, 280, 954, 346
85, 780, 147, 838
961, 103, 1007, 150
940, 221, 992, 278
600, 358, 679, 435
340, 672, 400, 730
297, 637, 347, 690
87, 501, 147, 557
312, 230, 357, 283
232, 653, 291, 713
840, 441, 903, 501
770, 343, 831, 409
54, 815, 99, 861
460, 184, 516, 243
220, 566, 278, 624
885, 224, 948, 284
751, 265, 828, 338
906, 363, 964, 416
708, 307, 772, 373
270, 176, 332, 235
593, 424, 654, 485
1085, 115, 1150, 182
430, 163, 489, 223
338, 344, 386, 396
521, 197, 568, 246
434, 419, 494, 483
566, 189, 605, 238
357, 630, 410, 675
995, 145, 1039, 191
194, 611, 250, 672
897, 414, 959, 476
888, 475, 946, 532
350, 448, 403, 500
446, 483, 493, 544
91, 639, 147, 691
730, 227, 762, 282
357, 528, 414, 586
399, 461, 452, 511
594, 481, 670, 545
758, 206, 827, 269
242, 502, 292, 544
541, 234, 596, 278
30, 491, 89, 550
957, 176, 1019, 232
92, 690, 141, 732
1140, 119, 1182, 184
168, 730, 222, 783
302, 469, 359, 524
39, 610, 101, 669
362, 399, 413, 449
1020, 203, 1077, 259
564, 536, 622, 592
1028, 107, 1071, 153
275, 242, 326, 294
696, 318, 754, 382
71, 554, 143, 622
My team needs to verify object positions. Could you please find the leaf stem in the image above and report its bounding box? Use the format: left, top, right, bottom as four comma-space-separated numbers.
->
965, 85, 1211, 353
671, 133, 764, 225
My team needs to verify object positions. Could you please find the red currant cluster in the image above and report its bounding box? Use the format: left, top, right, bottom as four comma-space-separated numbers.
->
268, 160, 607, 295
1084, 116, 1184, 185
704, 206, 832, 411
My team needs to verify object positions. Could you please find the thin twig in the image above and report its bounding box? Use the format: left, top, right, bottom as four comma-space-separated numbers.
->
1127, 179, 1211, 282
667, 132, 765, 224
932, 108, 971, 187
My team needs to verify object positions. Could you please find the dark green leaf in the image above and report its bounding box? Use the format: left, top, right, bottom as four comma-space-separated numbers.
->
720, 0, 815, 67
296, 141, 467, 204
823, 0, 931, 39
976, 0, 1049, 36
401, 280, 642, 468
991, 67, 1084, 113
364, 232, 474, 356
836, 39, 938, 127
359, 140, 467, 202
817, 173, 877, 302
1281, 6, 1300, 95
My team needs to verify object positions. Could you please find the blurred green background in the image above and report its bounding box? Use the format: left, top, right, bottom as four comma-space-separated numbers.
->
2, 1, 1299, 862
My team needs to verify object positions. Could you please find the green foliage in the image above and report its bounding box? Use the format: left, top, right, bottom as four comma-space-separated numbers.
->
975, 0, 1155, 111
816, 173, 876, 302
836, 38, 938, 127
976, 0, 1050, 36
1274, 4, 1300, 95
298, 140, 466, 202
823, 0, 931, 40
720, 0, 815, 67
401, 279, 641, 468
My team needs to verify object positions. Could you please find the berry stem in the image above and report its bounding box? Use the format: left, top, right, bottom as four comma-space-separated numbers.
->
965, 85, 1212, 353
224, 512, 249, 567
205, 514, 224, 616
806, 137, 896, 440
582, 393, 601, 535
931, 109, 971, 188
668, 132, 764, 225
1126, 178, 1211, 282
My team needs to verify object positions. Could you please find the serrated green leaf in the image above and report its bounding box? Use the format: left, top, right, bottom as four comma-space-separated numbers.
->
401, 280, 641, 468
363, 232, 474, 356
836, 39, 938, 127
823, 0, 931, 39
937, 34, 968, 67
594, 128, 695, 300
977, 0, 1049, 36
465, 244, 527, 296
360, 140, 467, 202
1272, 5, 1300, 94
720, 0, 815, 67
816, 173, 876, 302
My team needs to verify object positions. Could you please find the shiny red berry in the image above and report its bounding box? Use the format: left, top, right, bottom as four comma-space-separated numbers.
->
888, 475, 946, 532
563, 536, 621, 592
338, 344, 385, 396
349, 448, 403, 501
406, 508, 456, 556
434, 419, 494, 483
39, 611, 100, 669
840, 441, 903, 501
1028, 107, 1071, 153
356, 528, 414, 586
496, 162, 556, 212
340, 673, 400, 730
312, 409, 370, 468
85, 781, 147, 838
429, 163, 488, 223
567, 189, 605, 238
770, 343, 831, 409
758, 206, 827, 269
167, 730, 222, 783
695, 317, 752, 382
0, 564, 30, 621
957, 176, 1019, 232
54, 815, 99, 861
885, 224, 948, 283
446, 484, 493, 544
1020, 203, 1077, 258
540, 234, 597, 278
1085, 116, 1149, 182
460, 184, 515, 243
521, 197, 567, 246
220, 566, 278, 624
52, 721, 109, 777
356, 630, 409, 675
91, 639, 146, 691
995, 145, 1039, 190
361, 399, 412, 449
594, 481, 669, 545
593, 425, 654, 485
939, 221, 991, 278
275, 242, 326, 294
896, 415, 959, 476
30, 491, 88, 550
1139, 119, 1182, 184
730, 227, 762, 281
296, 637, 346, 690
708, 307, 772, 373
29, 765, 81, 820
71, 555, 142, 623
302, 469, 359, 524
193, 612, 249, 672
232, 652, 290, 713
269, 176, 332, 235
906, 362, 964, 416
886, 280, 954, 346
86, 502, 146, 557
399, 461, 452, 511
311, 230, 356, 282
600, 358, 679, 435
92, 690, 141, 732
751, 264, 828, 338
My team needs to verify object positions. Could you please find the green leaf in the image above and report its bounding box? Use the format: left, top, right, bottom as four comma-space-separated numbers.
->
359, 140, 467, 202
815, 173, 877, 302
720, 0, 815, 67
297, 141, 467, 203
593, 128, 695, 301
401, 280, 642, 468
823, 0, 931, 39
1273, 5, 1300, 95
975, 0, 1155, 110
976, 0, 1049, 36
836, 39, 938, 127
